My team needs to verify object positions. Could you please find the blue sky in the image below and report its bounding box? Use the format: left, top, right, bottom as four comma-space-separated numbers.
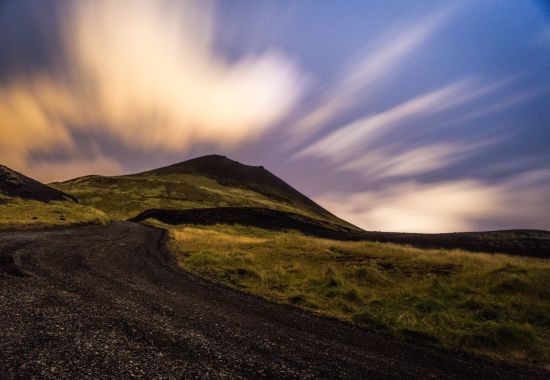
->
0, 0, 549, 232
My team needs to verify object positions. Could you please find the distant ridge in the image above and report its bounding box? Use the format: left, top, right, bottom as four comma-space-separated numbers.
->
0, 165, 75, 202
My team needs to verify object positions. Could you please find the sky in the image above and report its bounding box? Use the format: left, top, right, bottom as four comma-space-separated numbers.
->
0, 0, 549, 232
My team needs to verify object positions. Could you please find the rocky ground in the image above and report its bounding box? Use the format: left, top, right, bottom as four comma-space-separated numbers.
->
0, 222, 547, 379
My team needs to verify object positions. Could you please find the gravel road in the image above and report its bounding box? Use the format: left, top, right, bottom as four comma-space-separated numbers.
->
0, 222, 547, 379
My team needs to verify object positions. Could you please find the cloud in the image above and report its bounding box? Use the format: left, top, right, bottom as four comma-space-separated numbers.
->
290, 7, 453, 138
293, 75, 527, 183
296, 72, 548, 232
0, 0, 305, 180
32, 156, 124, 184
341, 143, 467, 177
437, 84, 550, 128
295, 79, 472, 161
315, 170, 550, 233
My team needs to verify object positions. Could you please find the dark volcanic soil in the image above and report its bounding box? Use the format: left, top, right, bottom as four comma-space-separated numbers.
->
130, 207, 355, 234
0, 222, 547, 379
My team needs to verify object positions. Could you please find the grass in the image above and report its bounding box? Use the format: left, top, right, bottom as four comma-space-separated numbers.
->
52, 174, 342, 224
0, 195, 109, 228
164, 223, 550, 367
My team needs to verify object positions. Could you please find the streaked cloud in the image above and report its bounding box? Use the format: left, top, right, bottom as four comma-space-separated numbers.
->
294, 76, 537, 182
290, 7, 453, 138
295, 79, 472, 161
341, 143, 468, 178
33, 156, 123, 184
438, 84, 550, 128
316, 170, 550, 232
0, 0, 305, 180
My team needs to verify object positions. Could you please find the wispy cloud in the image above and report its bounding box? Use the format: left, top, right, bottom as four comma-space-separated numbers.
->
295, 79, 472, 161
290, 7, 454, 139
437, 84, 550, 128
293, 74, 532, 183
0, 0, 305, 180
340, 143, 469, 178
315, 170, 550, 232
296, 72, 549, 232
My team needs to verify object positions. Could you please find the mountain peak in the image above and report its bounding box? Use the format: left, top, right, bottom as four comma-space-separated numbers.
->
142, 154, 266, 177
136, 154, 349, 225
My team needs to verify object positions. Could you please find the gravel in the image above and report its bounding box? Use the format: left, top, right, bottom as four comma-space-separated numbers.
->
0, 222, 547, 379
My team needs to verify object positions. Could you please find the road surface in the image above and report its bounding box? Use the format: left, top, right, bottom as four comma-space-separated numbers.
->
0, 222, 546, 379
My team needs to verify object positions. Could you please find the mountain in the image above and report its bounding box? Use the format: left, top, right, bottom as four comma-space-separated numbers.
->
0, 164, 75, 202
52, 155, 359, 231
143, 155, 333, 218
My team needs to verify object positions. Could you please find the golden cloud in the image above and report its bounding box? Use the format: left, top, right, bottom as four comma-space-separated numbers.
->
0, 0, 305, 181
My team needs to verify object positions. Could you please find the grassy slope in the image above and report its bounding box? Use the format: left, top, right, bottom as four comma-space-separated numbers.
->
0, 194, 109, 229
52, 172, 354, 229
165, 223, 550, 367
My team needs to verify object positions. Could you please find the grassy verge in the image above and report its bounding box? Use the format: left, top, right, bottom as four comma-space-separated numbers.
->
165, 223, 550, 366
0, 196, 109, 228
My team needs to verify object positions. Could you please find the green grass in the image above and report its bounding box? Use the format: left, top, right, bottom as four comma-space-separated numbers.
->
52, 174, 342, 223
0, 195, 109, 228
165, 223, 550, 367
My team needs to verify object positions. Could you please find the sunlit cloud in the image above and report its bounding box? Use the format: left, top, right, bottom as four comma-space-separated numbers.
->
0, 0, 305, 180
33, 156, 124, 184
341, 143, 469, 178
316, 170, 550, 232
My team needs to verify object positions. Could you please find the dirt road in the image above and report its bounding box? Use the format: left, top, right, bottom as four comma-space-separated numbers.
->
0, 222, 546, 379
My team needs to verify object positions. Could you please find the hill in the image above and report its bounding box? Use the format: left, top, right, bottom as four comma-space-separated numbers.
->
52, 155, 358, 231
143, 155, 337, 220
0, 164, 108, 228
0, 164, 75, 202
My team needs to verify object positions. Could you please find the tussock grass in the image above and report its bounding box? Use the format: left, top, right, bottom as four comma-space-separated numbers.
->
0, 197, 109, 228
167, 224, 550, 366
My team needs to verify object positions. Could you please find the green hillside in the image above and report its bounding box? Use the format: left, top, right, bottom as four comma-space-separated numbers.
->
0, 165, 108, 228
52, 155, 358, 231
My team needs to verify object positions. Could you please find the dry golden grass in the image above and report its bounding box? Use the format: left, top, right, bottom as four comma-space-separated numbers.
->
0, 197, 109, 228
166, 223, 550, 367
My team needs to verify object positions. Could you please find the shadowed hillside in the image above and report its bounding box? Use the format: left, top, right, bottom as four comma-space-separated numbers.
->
0, 165, 75, 203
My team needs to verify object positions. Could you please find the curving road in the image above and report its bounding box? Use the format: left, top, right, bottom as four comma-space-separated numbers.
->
0, 222, 546, 379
